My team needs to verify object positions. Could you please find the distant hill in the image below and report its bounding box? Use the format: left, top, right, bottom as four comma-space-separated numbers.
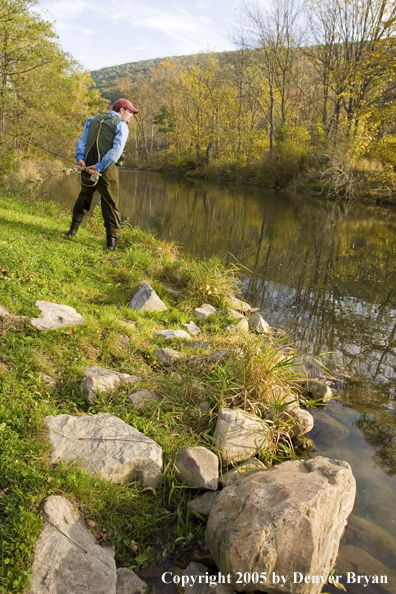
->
90, 51, 238, 102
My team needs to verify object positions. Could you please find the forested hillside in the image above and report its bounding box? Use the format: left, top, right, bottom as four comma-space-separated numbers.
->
91, 0, 396, 200
0, 0, 105, 182
90, 52, 237, 102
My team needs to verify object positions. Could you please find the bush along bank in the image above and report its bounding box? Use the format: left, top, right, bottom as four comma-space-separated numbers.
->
0, 191, 356, 594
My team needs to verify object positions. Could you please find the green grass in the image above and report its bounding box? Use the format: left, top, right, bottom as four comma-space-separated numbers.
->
0, 189, 301, 593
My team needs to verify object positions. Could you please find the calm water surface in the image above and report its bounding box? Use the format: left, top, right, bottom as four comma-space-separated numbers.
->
45, 171, 396, 592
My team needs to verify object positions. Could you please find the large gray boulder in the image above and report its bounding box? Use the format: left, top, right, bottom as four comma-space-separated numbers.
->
80, 366, 140, 403
30, 301, 85, 330
206, 457, 356, 594
28, 495, 117, 594
45, 413, 163, 486
129, 283, 167, 312
213, 408, 269, 463
175, 447, 219, 490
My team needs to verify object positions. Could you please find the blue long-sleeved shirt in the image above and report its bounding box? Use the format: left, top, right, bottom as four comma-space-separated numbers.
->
75, 110, 129, 173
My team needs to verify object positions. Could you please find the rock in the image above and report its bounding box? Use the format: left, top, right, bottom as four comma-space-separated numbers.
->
344, 515, 396, 568
289, 407, 314, 438
45, 413, 163, 486
249, 312, 271, 334
28, 495, 117, 594
41, 374, 59, 391
194, 304, 216, 321
128, 283, 167, 312
0, 304, 10, 316
205, 350, 230, 364
226, 325, 240, 333
219, 457, 266, 487
0, 312, 26, 335
128, 389, 160, 409
117, 568, 152, 594
183, 321, 201, 336
154, 329, 191, 341
213, 408, 269, 463
188, 492, 219, 518
297, 379, 333, 402
227, 310, 249, 331
336, 545, 396, 594
309, 410, 349, 446
206, 457, 356, 594
199, 401, 210, 414
175, 447, 219, 490
80, 366, 139, 403
155, 348, 181, 366
227, 295, 251, 312
30, 301, 85, 331
175, 562, 235, 594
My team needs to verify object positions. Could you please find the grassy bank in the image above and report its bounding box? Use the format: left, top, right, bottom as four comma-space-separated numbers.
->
0, 190, 301, 593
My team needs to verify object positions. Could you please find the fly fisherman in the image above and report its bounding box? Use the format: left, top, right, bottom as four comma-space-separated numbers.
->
66, 98, 139, 251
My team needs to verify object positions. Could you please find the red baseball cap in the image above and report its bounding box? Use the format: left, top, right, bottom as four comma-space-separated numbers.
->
113, 98, 139, 113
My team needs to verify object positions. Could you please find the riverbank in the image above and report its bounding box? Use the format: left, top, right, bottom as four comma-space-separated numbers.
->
132, 158, 396, 206
0, 190, 315, 593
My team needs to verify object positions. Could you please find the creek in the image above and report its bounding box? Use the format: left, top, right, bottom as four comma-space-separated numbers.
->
45, 170, 396, 592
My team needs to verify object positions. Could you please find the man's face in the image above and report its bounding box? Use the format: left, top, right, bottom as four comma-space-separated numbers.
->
119, 107, 134, 124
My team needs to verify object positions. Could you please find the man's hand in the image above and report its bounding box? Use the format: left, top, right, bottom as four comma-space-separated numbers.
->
87, 165, 99, 175
77, 159, 86, 171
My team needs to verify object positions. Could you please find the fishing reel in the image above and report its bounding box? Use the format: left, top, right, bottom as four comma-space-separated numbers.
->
81, 169, 100, 187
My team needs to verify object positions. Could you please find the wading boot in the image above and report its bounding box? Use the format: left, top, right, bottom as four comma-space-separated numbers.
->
66, 219, 81, 237
106, 236, 118, 252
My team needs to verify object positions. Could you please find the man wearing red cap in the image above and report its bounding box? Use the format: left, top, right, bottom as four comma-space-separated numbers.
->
66, 98, 139, 251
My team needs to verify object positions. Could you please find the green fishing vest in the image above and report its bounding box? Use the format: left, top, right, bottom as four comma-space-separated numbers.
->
84, 113, 121, 161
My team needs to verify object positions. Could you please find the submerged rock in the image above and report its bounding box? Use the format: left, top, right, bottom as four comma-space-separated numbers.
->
206, 457, 356, 594
296, 379, 333, 402
309, 410, 349, 446
30, 301, 85, 331
128, 283, 167, 312
28, 495, 117, 594
45, 413, 163, 486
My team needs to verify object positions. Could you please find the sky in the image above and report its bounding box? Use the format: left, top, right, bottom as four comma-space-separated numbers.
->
36, 0, 245, 72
